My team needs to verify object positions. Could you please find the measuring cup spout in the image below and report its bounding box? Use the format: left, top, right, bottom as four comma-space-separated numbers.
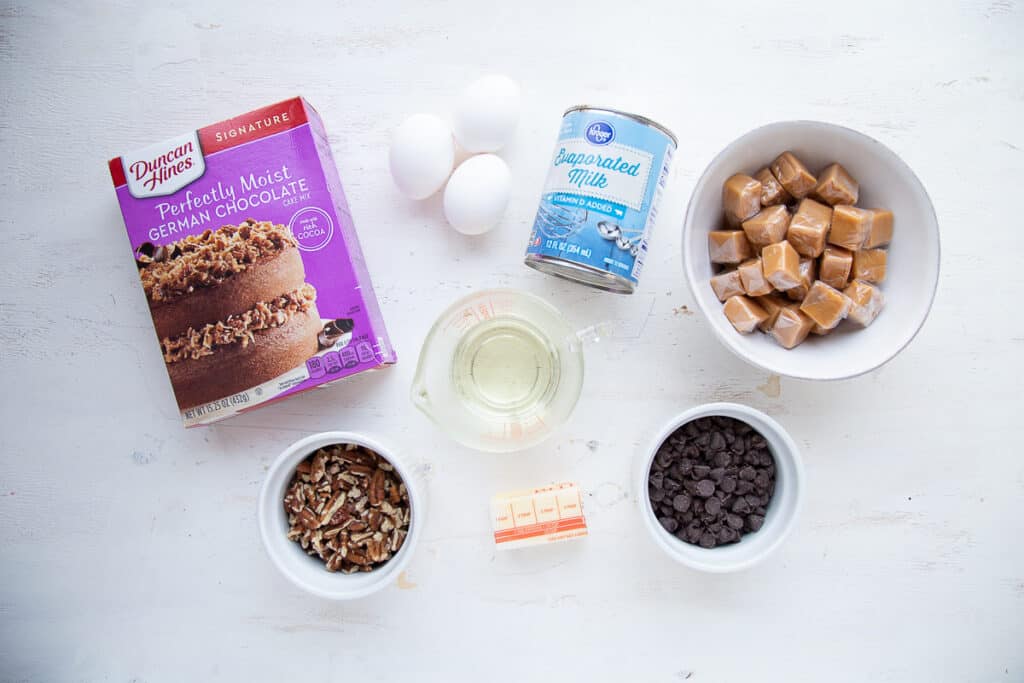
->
410, 374, 433, 417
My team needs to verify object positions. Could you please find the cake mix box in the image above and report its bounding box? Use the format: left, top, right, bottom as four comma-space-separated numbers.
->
108, 97, 396, 427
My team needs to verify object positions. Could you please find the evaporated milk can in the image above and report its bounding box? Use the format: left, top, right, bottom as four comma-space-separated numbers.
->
524, 106, 676, 294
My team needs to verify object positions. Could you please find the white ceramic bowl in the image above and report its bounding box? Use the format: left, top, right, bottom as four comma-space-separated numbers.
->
258, 431, 423, 600
683, 121, 940, 380
637, 403, 804, 572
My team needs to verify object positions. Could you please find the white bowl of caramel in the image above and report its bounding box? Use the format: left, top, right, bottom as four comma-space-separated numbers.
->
683, 121, 940, 380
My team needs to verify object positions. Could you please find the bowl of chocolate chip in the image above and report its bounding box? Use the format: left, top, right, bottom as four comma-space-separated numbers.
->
258, 432, 422, 599
638, 403, 803, 572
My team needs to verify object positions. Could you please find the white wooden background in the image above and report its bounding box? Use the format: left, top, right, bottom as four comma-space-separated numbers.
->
1, 1, 1022, 681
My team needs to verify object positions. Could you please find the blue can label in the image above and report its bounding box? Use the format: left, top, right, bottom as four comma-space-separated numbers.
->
526, 108, 675, 288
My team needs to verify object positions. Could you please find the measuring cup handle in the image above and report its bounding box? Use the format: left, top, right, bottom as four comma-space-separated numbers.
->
568, 321, 614, 352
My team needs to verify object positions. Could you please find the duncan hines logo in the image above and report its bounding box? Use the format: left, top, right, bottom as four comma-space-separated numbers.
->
122, 131, 205, 199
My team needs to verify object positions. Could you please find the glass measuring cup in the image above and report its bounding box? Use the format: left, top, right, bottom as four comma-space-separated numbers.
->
411, 289, 593, 453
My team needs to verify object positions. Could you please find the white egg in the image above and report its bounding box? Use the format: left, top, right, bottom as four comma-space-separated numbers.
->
452, 74, 521, 153
388, 113, 455, 200
443, 154, 511, 235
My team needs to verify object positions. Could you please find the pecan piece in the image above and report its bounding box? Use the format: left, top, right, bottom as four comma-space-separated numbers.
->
319, 491, 347, 526
368, 509, 382, 531
369, 469, 386, 507
347, 463, 374, 477
310, 451, 327, 482
325, 552, 343, 572
346, 550, 371, 566
297, 506, 319, 530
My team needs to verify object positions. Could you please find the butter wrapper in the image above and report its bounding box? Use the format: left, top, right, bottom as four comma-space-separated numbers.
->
491, 482, 588, 550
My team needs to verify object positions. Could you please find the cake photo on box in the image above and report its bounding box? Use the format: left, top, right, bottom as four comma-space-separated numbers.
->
136, 218, 321, 409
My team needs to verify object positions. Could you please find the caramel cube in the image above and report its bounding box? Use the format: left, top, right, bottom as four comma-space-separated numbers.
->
769, 307, 814, 349
761, 240, 801, 290
741, 205, 791, 249
753, 293, 791, 332
865, 208, 894, 248
799, 281, 852, 330
820, 246, 854, 289
770, 151, 817, 200
844, 280, 886, 327
737, 258, 774, 297
810, 322, 832, 336
829, 205, 873, 251
811, 163, 859, 206
722, 174, 763, 228
852, 248, 887, 283
786, 258, 818, 302
710, 269, 745, 301
709, 230, 753, 264
754, 167, 792, 206
787, 198, 833, 258
723, 295, 768, 334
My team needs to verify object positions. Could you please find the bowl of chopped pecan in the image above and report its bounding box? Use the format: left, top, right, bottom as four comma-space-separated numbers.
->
258, 431, 422, 599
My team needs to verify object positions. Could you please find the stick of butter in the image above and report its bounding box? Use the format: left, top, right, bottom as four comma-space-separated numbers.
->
491, 482, 588, 550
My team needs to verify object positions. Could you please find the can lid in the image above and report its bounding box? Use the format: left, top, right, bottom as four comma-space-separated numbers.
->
564, 105, 677, 147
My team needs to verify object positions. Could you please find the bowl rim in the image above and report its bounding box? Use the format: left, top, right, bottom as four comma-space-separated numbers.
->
637, 402, 804, 572
257, 430, 422, 600
681, 119, 941, 381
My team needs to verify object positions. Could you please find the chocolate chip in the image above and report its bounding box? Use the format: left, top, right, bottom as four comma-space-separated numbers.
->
709, 432, 725, 451
647, 415, 776, 549
659, 517, 679, 533
704, 497, 722, 516
153, 244, 178, 262
135, 242, 157, 269
731, 497, 751, 514
695, 479, 716, 497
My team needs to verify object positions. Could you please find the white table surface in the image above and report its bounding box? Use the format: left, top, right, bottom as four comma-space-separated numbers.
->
2, 1, 1022, 681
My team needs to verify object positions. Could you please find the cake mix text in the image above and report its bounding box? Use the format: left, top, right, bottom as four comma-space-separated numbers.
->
149, 163, 311, 240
